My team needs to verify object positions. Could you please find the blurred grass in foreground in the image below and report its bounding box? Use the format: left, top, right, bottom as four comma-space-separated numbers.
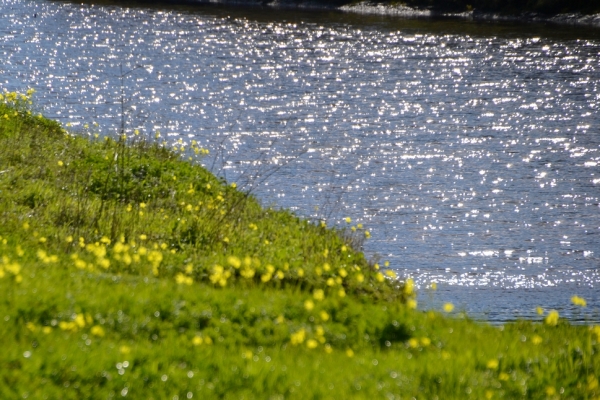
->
0, 90, 599, 399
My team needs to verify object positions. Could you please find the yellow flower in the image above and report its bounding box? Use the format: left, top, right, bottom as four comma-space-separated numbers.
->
231, 183, 237, 189
306, 339, 318, 349
338, 288, 346, 298
91, 325, 105, 337
73, 314, 86, 328
544, 310, 559, 326
344, 217, 351, 223
407, 338, 419, 348
536, 306, 544, 315
499, 372, 509, 381
304, 300, 314, 311
545, 386, 556, 396
319, 310, 330, 322
346, 348, 354, 357
486, 359, 499, 370
591, 325, 600, 341
430, 282, 437, 290
443, 303, 455, 313
57, 160, 64, 167
365, 231, 371, 238
324, 344, 333, 354
313, 289, 325, 301
407, 299, 417, 309
192, 336, 203, 346
385, 270, 396, 278
376, 273, 385, 282
531, 335, 543, 345
420, 337, 431, 347
403, 278, 414, 296
42, 326, 52, 334
119, 345, 131, 355
571, 295, 587, 307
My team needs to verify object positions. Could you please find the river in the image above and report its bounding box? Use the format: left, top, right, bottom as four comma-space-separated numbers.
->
2, 0, 599, 322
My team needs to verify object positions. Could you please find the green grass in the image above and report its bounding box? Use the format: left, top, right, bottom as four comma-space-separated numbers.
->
1, 90, 599, 399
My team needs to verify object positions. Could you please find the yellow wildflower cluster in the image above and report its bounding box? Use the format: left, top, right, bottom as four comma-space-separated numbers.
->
26, 322, 53, 335
210, 265, 231, 287
85, 241, 111, 269
175, 273, 193, 285
407, 337, 431, 349
59, 313, 93, 333
289, 325, 329, 350
37, 249, 59, 264
0, 89, 34, 108
211, 256, 297, 286
0, 255, 23, 283
192, 334, 213, 346
64, 234, 165, 276
175, 263, 195, 285
290, 328, 306, 345
403, 278, 418, 309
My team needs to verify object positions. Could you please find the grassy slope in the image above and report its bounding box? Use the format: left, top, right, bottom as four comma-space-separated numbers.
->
0, 92, 599, 399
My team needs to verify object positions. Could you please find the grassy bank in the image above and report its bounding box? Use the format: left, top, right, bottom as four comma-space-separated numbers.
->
1, 90, 599, 399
